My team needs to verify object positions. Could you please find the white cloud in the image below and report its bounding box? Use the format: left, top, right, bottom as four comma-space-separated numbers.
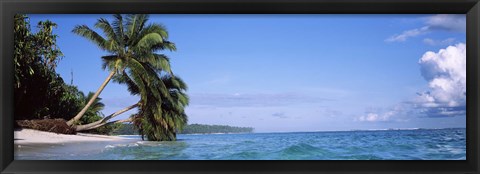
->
358, 43, 466, 121
386, 14, 465, 42
426, 14, 466, 32
423, 38, 455, 46
358, 105, 408, 122
416, 43, 466, 111
359, 113, 389, 122
385, 26, 430, 42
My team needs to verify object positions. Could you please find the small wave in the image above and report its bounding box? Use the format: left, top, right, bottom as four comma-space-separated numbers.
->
274, 143, 338, 160
128, 143, 139, 147
105, 145, 115, 149
280, 143, 322, 155
104, 142, 141, 149
240, 140, 255, 144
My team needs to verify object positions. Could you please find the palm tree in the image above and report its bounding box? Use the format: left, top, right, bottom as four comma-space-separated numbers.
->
68, 14, 175, 126
76, 72, 188, 137
79, 92, 105, 124
75, 102, 139, 131
134, 75, 189, 141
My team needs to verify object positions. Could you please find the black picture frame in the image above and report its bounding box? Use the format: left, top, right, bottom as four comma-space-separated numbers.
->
1, 0, 479, 173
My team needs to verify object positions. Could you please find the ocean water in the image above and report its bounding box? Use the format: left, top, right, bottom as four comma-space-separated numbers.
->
15, 128, 466, 160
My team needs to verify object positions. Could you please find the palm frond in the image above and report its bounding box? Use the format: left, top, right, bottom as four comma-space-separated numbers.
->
133, 23, 168, 44
112, 14, 125, 47
72, 25, 109, 51
135, 33, 164, 51
101, 55, 119, 71
94, 18, 117, 42
112, 72, 140, 95
126, 14, 149, 44
94, 18, 120, 51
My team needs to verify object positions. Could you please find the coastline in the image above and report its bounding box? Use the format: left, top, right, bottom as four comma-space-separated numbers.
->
15, 129, 139, 160
13, 128, 466, 160
15, 128, 127, 145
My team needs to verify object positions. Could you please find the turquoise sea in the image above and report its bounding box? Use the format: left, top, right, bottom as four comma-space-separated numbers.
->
15, 128, 466, 160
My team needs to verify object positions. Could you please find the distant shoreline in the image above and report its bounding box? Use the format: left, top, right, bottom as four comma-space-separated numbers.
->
116, 127, 466, 136
255, 127, 465, 134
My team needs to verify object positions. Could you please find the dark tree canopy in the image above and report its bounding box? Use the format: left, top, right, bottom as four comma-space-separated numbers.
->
14, 14, 80, 121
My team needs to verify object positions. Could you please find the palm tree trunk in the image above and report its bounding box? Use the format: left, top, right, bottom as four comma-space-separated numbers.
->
67, 71, 116, 126
75, 103, 139, 131
83, 118, 133, 131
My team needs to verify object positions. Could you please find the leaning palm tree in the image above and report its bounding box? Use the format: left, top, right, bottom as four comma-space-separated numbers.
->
68, 14, 175, 126
77, 73, 188, 140
134, 75, 189, 141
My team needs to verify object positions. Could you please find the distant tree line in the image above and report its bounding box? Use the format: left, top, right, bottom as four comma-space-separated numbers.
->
180, 124, 254, 134
112, 123, 254, 135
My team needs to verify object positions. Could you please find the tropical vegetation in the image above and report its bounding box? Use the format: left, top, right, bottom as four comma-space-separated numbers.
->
71, 14, 188, 141
180, 124, 254, 134
14, 14, 190, 141
14, 14, 121, 134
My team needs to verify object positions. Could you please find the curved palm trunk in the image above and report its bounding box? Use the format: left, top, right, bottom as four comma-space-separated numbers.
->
76, 103, 139, 131
67, 71, 116, 126
84, 118, 133, 130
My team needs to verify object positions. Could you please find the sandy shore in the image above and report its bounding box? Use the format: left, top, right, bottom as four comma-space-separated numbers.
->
15, 129, 126, 145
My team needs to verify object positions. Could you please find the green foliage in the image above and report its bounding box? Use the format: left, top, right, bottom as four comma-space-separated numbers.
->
111, 123, 138, 135
77, 92, 121, 135
133, 75, 189, 141
82, 121, 123, 135
14, 15, 63, 88
13, 14, 117, 135
79, 92, 105, 124
112, 123, 254, 135
14, 14, 82, 121
180, 124, 254, 134
73, 14, 187, 141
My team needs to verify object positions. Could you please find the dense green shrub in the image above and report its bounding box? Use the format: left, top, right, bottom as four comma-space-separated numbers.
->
14, 14, 82, 121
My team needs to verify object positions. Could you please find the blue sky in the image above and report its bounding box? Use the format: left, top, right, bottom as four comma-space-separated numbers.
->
28, 14, 466, 132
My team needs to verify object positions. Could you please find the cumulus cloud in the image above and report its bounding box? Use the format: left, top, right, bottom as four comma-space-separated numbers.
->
423, 38, 455, 46
359, 113, 388, 122
386, 14, 465, 42
357, 43, 466, 121
358, 105, 409, 122
415, 43, 466, 117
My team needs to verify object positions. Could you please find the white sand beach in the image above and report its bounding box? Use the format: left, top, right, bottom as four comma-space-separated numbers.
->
14, 129, 139, 160
14, 129, 126, 145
